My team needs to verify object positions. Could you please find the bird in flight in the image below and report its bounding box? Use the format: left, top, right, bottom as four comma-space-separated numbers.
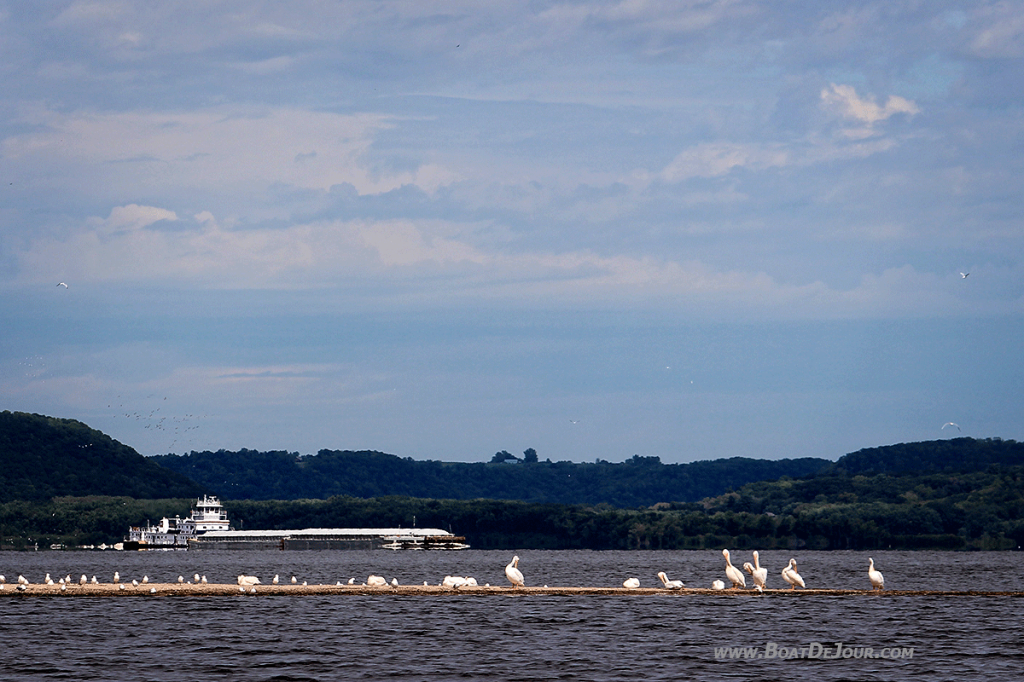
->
960, 272, 969, 279
942, 422, 961, 431
57, 282, 68, 288
569, 419, 580, 424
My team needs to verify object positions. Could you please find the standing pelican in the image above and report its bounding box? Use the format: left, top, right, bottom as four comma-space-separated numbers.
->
868, 558, 884, 591
722, 549, 745, 588
657, 571, 684, 589
505, 555, 525, 588
782, 558, 805, 590
744, 551, 767, 589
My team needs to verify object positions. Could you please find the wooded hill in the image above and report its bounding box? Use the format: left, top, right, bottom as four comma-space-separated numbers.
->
151, 448, 831, 506
0, 411, 205, 502
3, 411, 1023, 551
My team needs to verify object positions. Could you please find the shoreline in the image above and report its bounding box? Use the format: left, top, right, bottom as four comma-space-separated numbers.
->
3, 583, 1023, 597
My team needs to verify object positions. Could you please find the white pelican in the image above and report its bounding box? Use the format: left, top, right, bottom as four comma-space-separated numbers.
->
744, 551, 767, 589
722, 549, 745, 588
464, 577, 478, 586
272, 575, 279, 585
868, 558, 884, 591
237, 575, 260, 586
505, 555, 525, 588
623, 578, 640, 589
442, 575, 467, 588
367, 575, 387, 587
657, 571, 684, 589
712, 580, 726, 590
782, 559, 805, 590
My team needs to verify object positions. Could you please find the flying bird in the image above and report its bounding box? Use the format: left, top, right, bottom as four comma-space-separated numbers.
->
57, 282, 68, 288
942, 422, 961, 432
960, 272, 970, 278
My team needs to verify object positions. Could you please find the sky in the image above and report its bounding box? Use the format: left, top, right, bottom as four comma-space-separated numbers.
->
1, 1, 1022, 464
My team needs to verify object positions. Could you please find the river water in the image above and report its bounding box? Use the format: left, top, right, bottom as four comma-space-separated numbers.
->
1, 550, 1021, 681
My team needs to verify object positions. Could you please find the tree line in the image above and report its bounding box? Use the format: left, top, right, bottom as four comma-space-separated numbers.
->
4, 461, 1022, 550
151, 448, 831, 506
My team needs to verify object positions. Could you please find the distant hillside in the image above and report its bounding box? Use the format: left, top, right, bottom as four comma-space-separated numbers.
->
0, 411, 206, 502
829, 438, 1024, 476
152, 448, 831, 506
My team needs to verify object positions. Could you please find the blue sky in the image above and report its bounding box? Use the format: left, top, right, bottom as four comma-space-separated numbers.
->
1, 1, 1022, 463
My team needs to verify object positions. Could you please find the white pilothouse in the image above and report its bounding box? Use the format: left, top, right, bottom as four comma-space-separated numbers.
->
124, 495, 232, 550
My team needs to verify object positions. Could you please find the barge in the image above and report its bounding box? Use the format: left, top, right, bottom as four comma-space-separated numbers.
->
126, 495, 469, 550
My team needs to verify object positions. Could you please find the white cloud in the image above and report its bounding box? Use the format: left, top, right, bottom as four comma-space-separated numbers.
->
820, 83, 920, 127
971, 3, 1024, 58
92, 204, 178, 233
660, 143, 789, 182
1, 106, 460, 211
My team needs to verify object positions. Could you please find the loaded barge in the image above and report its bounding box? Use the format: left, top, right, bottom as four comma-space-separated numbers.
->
125, 495, 469, 550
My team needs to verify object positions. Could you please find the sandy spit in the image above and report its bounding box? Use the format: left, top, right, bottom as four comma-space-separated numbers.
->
2, 584, 1023, 597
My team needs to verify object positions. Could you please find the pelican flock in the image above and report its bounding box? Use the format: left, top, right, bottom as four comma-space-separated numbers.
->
4, 552, 898, 596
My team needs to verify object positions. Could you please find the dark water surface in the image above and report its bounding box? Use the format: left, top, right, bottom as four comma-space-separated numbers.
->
2, 550, 1021, 681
